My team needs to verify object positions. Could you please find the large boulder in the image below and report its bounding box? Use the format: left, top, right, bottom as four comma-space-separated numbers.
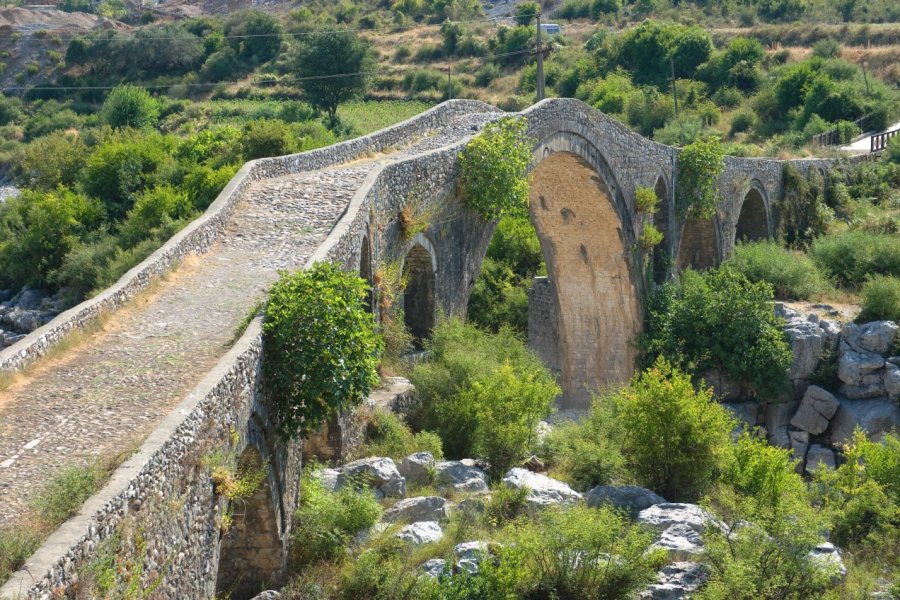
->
640, 562, 708, 600
843, 321, 898, 355
790, 385, 839, 435
383, 496, 449, 523
586, 485, 666, 517
420, 558, 447, 578
398, 452, 435, 487
455, 541, 489, 574
829, 398, 900, 443
653, 522, 705, 561
789, 430, 810, 472
250, 592, 281, 600
805, 444, 836, 475
319, 468, 341, 492
838, 346, 885, 387
764, 401, 799, 448
637, 503, 719, 534
809, 542, 847, 582
784, 318, 825, 381
435, 461, 489, 493
395, 521, 443, 545
502, 468, 583, 513
338, 457, 406, 498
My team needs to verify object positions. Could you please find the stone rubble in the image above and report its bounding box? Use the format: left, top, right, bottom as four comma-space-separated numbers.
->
502, 467, 583, 514
395, 521, 443, 545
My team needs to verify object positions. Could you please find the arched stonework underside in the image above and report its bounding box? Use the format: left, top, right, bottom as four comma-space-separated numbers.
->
735, 187, 769, 243
676, 217, 719, 272
403, 242, 436, 347
529, 151, 642, 411
359, 234, 373, 313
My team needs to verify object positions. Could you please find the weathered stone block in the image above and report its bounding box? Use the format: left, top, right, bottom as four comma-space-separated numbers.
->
790, 385, 839, 434
838, 346, 884, 386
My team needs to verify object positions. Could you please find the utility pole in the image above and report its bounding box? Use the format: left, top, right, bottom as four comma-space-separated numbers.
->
536, 11, 545, 102
670, 56, 678, 119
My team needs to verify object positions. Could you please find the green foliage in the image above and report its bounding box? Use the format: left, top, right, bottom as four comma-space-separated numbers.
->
458, 116, 532, 221
484, 484, 530, 525
635, 186, 660, 213
617, 20, 712, 87
13, 131, 86, 191
241, 119, 298, 159
408, 319, 557, 466
497, 505, 667, 599
181, 163, 239, 211
0, 525, 42, 585
639, 223, 664, 251
263, 262, 382, 440
461, 363, 558, 479
778, 164, 831, 247
31, 464, 103, 524
0, 189, 101, 289
292, 466, 382, 566
117, 185, 195, 249
641, 267, 792, 401
223, 10, 283, 65
358, 407, 444, 462
99, 85, 160, 130
729, 240, 830, 300
858, 275, 900, 323
513, 1, 539, 25
676, 137, 725, 218
609, 358, 735, 501
811, 231, 900, 290
288, 29, 375, 121
81, 132, 178, 221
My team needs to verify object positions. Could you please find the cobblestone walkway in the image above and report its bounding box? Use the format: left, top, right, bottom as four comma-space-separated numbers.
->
0, 112, 496, 527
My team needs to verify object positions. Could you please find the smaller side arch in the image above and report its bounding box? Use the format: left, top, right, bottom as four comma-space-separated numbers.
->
651, 173, 671, 284
676, 215, 720, 272
401, 234, 437, 347
735, 182, 770, 244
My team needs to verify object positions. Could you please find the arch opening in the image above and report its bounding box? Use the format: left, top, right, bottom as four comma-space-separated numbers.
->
651, 175, 670, 284
528, 150, 642, 411
676, 217, 718, 272
735, 187, 769, 243
359, 234, 373, 313
402, 243, 435, 348
215, 446, 284, 600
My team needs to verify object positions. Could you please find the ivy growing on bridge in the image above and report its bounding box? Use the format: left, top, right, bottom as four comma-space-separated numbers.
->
676, 137, 725, 219
263, 262, 383, 440
458, 116, 533, 220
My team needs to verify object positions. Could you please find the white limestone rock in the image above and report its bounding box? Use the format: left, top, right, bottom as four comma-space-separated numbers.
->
338, 456, 406, 498
653, 522, 705, 561
502, 468, 583, 513
638, 503, 719, 534
455, 541, 489, 574
783, 317, 825, 381
586, 485, 666, 517
640, 562, 708, 600
435, 460, 489, 493
805, 444, 836, 475
838, 346, 885, 387
810, 542, 847, 581
420, 558, 447, 578
883, 362, 900, 401
319, 468, 340, 492
829, 399, 900, 443
383, 496, 449, 523
790, 385, 839, 435
843, 321, 898, 355
398, 452, 435, 487
396, 521, 443, 545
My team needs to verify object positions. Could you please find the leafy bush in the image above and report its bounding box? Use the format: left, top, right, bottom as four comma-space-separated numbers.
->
778, 164, 830, 248
0, 525, 42, 585
858, 275, 900, 322
358, 407, 444, 462
13, 130, 86, 191
642, 268, 792, 400
466, 257, 529, 334
458, 116, 532, 220
241, 119, 297, 160
181, 163, 239, 211
409, 319, 557, 466
264, 262, 382, 440
811, 231, 900, 289
497, 505, 666, 599
99, 84, 159, 129
729, 241, 830, 300
537, 408, 624, 491
676, 137, 725, 218
730, 110, 755, 135
607, 358, 735, 501
292, 466, 381, 566
117, 185, 194, 249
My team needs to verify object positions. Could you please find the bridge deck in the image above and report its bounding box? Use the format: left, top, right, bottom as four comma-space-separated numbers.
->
0, 111, 497, 526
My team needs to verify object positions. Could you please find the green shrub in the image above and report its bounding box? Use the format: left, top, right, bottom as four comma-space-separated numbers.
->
117, 185, 194, 249
858, 275, 900, 322
497, 505, 666, 599
263, 262, 382, 440
180, 163, 239, 211
537, 414, 624, 491
729, 241, 830, 300
730, 110, 755, 135
13, 130, 87, 191
358, 407, 443, 462
607, 358, 735, 501
292, 467, 381, 567
31, 464, 103, 524
458, 116, 532, 220
241, 119, 297, 160
811, 231, 900, 289
99, 84, 159, 129
49, 234, 119, 300
641, 267, 792, 401
676, 137, 725, 218
466, 257, 529, 334
409, 319, 557, 466
0, 525, 42, 585
484, 484, 530, 525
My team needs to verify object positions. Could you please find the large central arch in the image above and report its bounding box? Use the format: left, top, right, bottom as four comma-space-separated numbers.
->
529, 150, 642, 410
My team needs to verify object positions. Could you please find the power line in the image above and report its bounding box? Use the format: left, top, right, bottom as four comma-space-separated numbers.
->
0, 46, 539, 92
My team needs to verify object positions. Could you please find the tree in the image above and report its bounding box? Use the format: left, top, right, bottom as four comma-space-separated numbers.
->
263, 262, 382, 440
99, 84, 159, 130
288, 30, 374, 123
514, 1, 539, 26
224, 10, 283, 65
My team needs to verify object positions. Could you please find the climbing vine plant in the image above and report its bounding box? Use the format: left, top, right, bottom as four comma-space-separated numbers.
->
676, 137, 725, 219
263, 262, 383, 440
458, 116, 533, 220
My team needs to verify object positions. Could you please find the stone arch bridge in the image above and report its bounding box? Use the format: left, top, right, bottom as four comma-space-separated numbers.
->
0, 98, 836, 599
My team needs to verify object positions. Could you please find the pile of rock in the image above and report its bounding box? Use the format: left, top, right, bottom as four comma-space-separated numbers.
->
0, 287, 68, 347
